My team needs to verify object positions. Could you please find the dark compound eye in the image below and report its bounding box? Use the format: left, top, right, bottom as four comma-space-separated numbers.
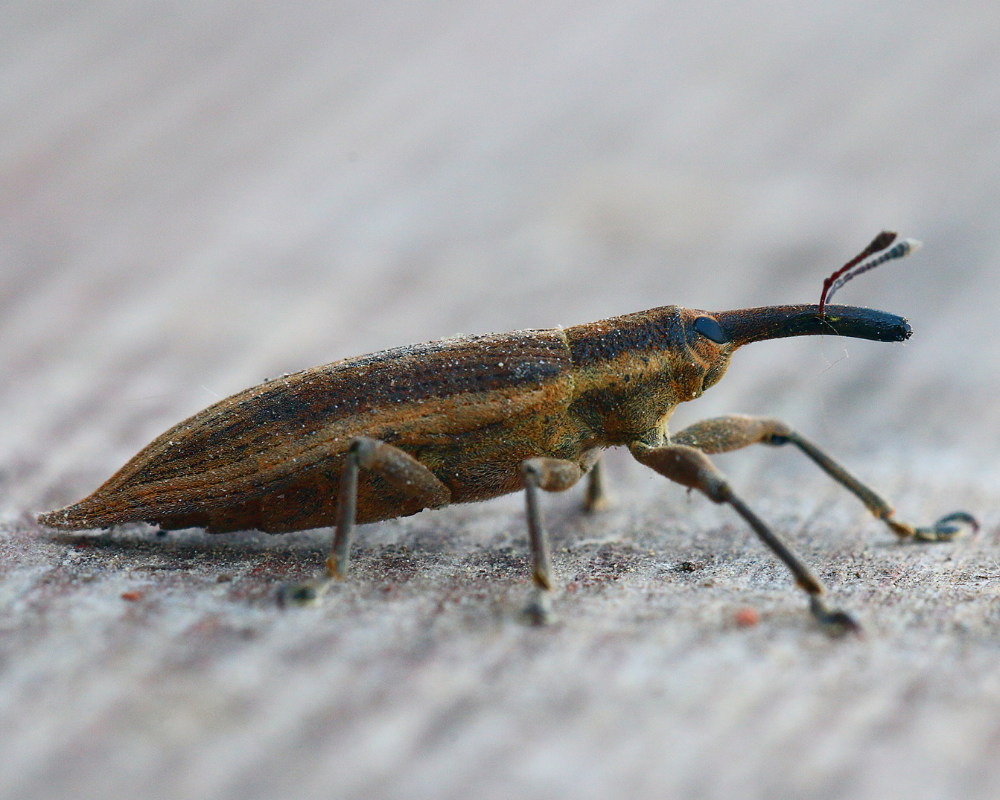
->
693, 316, 729, 344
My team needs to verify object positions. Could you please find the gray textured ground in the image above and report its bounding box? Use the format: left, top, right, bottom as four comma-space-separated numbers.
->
2, 3, 1000, 799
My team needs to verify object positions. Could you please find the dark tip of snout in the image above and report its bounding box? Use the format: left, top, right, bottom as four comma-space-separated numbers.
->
714, 304, 911, 347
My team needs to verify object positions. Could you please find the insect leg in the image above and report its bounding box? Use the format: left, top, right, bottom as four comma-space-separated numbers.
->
280, 437, 450, 606
671, 415, 977, 541
327, 437, 451, 578
520, 457, 584, 624
631, 441, 859, 635
583, 458, 611, 512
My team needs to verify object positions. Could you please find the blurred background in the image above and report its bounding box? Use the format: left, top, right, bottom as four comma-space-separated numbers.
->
1, 3, 999, 799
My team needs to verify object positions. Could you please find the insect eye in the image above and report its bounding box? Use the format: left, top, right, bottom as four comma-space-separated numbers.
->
693, 316, 729, 344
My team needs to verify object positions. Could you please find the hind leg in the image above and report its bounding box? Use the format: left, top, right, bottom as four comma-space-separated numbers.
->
280, 437, 450, 605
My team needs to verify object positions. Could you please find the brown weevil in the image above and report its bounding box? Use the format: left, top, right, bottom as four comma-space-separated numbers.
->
38, 234, 977, 632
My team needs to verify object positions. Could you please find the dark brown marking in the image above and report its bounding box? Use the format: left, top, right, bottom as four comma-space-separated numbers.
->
565, 306, 685, 365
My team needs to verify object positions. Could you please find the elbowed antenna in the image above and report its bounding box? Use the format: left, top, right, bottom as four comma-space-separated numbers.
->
713, 304, 911, 347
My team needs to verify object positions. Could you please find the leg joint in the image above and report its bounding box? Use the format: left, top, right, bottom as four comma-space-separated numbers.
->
631, 443, 731, 504
520, 457, 583, 493
347, 436, 379, 467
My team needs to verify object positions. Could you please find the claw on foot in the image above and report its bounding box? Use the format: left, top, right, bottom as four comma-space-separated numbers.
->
809, 595, 862, 637
277, 578, 331, 607
583, 494, 613, 513
914, 511, 979, 542
521, 588, 557, 626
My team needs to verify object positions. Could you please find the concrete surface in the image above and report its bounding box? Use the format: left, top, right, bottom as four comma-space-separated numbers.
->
2, 3, 999, 799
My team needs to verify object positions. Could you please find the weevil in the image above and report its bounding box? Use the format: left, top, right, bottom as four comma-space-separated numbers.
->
38, 235, 976, 632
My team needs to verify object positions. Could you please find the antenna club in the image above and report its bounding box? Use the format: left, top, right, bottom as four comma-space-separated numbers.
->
819, 232, 922, 314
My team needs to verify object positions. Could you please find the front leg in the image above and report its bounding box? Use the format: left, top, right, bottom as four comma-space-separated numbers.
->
672, 415, 977, 541
631, 441, 859, 635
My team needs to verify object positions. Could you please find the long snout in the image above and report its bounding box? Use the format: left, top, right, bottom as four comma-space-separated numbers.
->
713, 304, 911, 347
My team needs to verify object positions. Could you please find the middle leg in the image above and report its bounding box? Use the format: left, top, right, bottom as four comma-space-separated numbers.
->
583, 458, 612, 512
520, 457, 584, 624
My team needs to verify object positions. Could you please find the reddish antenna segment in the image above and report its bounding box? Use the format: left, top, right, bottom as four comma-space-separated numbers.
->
818, 231, 921, 316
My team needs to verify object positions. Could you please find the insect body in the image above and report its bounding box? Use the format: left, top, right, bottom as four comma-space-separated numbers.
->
39, 300, 974, 632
